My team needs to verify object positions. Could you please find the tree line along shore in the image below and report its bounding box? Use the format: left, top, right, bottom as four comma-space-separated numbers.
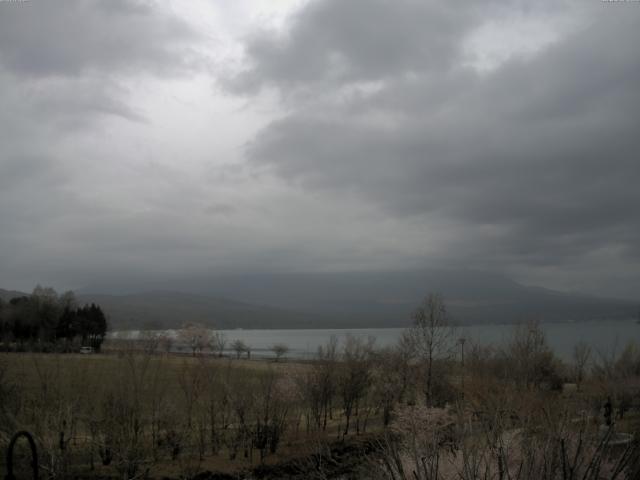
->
0, 286, 107, 353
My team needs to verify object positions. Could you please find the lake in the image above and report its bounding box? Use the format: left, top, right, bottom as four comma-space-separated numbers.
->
112, 319, 640, 361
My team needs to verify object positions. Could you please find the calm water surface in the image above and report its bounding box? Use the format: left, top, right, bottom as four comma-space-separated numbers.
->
114, 320, 640, 361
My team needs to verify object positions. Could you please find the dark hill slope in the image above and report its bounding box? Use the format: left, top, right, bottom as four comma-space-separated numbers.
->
77, 291, 319, 330
76, 269, 637, 328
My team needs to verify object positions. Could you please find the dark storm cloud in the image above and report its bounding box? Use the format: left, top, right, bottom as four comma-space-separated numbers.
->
0, 0, 199, 77
225, 0, 576, 95
231, 0, 640, 271
226, 0, 480, 94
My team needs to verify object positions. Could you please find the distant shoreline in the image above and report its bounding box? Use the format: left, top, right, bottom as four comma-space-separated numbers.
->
110, 316, 638, 335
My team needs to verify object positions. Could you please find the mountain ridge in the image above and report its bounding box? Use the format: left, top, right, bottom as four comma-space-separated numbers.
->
3, 269, 637, 329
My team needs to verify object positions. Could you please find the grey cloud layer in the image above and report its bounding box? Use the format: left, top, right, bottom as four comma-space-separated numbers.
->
230, 0, 640, 287
0, 0, 206, 288
0, 0, 202, 140
1, 0, 639, 297
0, 0, 198, 77
226, 0, 577, 94
0, 0, 423, 290
226, 0, 479, 93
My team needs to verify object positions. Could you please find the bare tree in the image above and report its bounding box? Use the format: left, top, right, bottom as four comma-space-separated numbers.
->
372, 344, 414, 427
210, 331, 227, 358
147, 357, 169, 462
178, 359, 205, 429
225, 368, 255, 461
139, 331, 161, 355
297, 337, 338, 433
95, 352, 153, 479
506, 321, 559, 389
231, 339, 247, 359
253, 369, 295, 460
0, 359, 19, 443
178, 324, 210, 356
158, 333, 173, 355
395, 332, 417, 404
572, 341, 591, 391
338, 335, 375, 435
317, 336, 339, 430
407, 293, 455, 407
271, 343, 290, 362
201, 360, 226, 455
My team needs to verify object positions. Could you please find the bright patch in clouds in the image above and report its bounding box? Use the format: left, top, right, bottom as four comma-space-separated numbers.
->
463, 11, 583, 72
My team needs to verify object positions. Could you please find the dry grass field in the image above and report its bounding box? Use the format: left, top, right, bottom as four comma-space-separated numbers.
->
0, 349, 384, 479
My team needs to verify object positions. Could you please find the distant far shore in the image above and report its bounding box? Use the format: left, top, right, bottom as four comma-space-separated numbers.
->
108, 319, 638, 362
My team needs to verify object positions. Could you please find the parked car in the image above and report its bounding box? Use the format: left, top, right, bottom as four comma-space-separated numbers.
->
79, 346, 93, 354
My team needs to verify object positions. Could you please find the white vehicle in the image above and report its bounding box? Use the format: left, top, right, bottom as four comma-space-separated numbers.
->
79, 346, 93, 354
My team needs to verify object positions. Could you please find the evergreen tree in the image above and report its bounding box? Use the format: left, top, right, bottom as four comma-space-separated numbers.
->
0, 287, 108, 351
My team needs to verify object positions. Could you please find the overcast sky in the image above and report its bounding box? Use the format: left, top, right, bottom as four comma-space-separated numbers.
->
1, 0, 639, 298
